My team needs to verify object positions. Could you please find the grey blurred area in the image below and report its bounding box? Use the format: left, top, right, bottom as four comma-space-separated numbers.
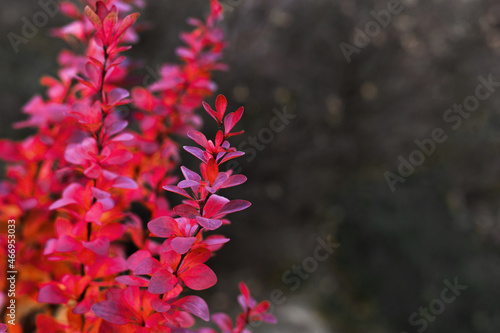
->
3, 0, 500, 332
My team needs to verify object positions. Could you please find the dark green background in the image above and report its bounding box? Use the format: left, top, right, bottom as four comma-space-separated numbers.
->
2, 0, 500, 332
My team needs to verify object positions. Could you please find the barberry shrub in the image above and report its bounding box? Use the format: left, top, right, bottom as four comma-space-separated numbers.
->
0, 1, 276, 332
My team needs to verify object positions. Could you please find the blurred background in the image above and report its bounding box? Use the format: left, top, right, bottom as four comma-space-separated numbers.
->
2, 0, 500, 332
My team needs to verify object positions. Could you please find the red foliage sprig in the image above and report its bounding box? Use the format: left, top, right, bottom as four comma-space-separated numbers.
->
0, 1, 276, 332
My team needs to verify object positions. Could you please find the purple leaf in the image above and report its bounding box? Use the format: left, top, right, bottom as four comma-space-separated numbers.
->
174, 204, 200, 218
196, 216, 222, 231
203, 194, 229, 218
214, 200, 251, 218
174, 295, 210, 321
91, 300, 129, 325
219, 151, 245, 164
82, 236, 110, 256
38, 284, 68, 304
220, 175, 247, 189
133, 257, 161, 275
151, 298, 171, 313
126, 250, 151, 270
113, 176, 138, 189
148, 216, 177, 238
184, 146, 207, 163
163, 185, 192, 199
178, 180, 201, 188
181, 166, 201, 182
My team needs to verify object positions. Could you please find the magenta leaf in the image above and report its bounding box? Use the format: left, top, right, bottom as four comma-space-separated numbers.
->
174, 204, 200, 218
113, 176, 138, 189
91, 300, 130, 325
148, 216, 177, 238
151, 298, 171, 313
196, 216, 222, 231
126, 250, 151, 270
187, 131, 209, 149
174, 295, 210, 321
184, 146, 207, 163
38, 284, 69, 304
171, 237, 197, 254
82, 236, 110, 256
220, 175, 247, 189
182, 264, 217, 290
163, 185, 192, 199
148, 269, 178, 294
133, 257, 161, 275
181, 166, 201, 181
214, 200, 251, 218
115, 275, 149, 287
203, 194, 229, 218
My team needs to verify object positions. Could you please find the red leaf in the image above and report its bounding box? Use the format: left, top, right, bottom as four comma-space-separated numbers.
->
151, 298, 171, 313
115, 275, 149, 287
174, 204, 200, 218
115, 12, 140, 41
132, 87, 155, 111
148, 269, 178, 294
182, 264, 217, 290
196, 216, 222, 231
133, 257, 161, 275
171, 237, 197, 254
203, 194, 229, 218
126, 250, 151, 270
82, 236, 109, 256
84, 6, 102, 32
91, 300, 130, 325
215, 94, 227, 123
113, 176, 138, 189
148, 216, 178, 238
84, 202, 103, 224
187, 131, 209, 149
206, 158, 218, 185
214, 200, 251, 218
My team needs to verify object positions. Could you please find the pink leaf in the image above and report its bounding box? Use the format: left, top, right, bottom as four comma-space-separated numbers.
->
113, 176, 138, 189
203, 194, 229, 218
151, 298, 171, 313
38, 284, 69, 304
182, 264, 217, 290
214, 200, 251, 218
212, 313, 233, 331
91, 301, 130, 325
148, 269, 178, 294
163, 185, 192, 199
187, 131, 209, 148
148, 216, 177, 238
108, 87, 130, 106
84, 202, 103, 224
115, 275, 149, 287
183, 146, 207, 163
174, 204, 200, 218
126, 250, 152, 270
82, 236, 110, 256
220, 175, 247, 189
133, 257, 161, 275
171, 237, 197, 254
174, 295, 210, 321
196, 216, 222, 231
